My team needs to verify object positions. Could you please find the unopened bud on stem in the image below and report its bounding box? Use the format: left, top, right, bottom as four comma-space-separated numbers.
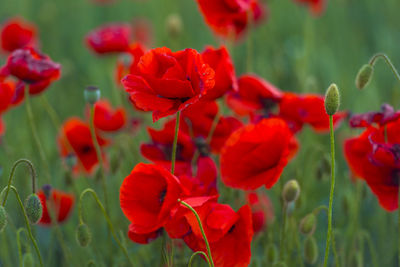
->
324, 83, 340, 116
355, 64, 374, 90
282, 180, 300, 203
25, 194, 43, 224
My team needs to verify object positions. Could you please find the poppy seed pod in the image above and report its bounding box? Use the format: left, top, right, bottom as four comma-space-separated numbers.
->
324, 83, 340, 116
76, 223, 92, 247
282, 180, 300, 203
304, 236, 318, 265
166, 14, 183, 38
84, 86, 100, 105
0, 206, 7, 233
22, 252, 34, 267
355, 64, 374, 90
299, 213, 317, 235
25, 194, 43, 224
266, 243, 278, 264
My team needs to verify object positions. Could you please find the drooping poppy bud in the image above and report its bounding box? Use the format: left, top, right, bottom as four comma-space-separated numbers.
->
304, 236, 318, 264
324, 84, 340, 116
299, 213, 317, 235
282, 180, 300, 203
0, 206, 7, 233
355, 64, 374, 90
76, 223, 92, 247
25, 194, 43, 224
165, 14, 183, 38
84, 86, 100, 105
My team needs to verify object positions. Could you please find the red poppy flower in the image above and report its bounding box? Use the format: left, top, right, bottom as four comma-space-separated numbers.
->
196, 0, 265, 39
86, 23, 131, 54
201, 46, 237, 100
1, 17, 37, 52
278, 93, 347, 133
6, 47, 61, 94
120, 163, 183, 234
127, 225, 162, 244
226, 74, 283, 116
247, 192, 274, 234
37, 186, 75, 225
344, 117, 400, 211
349, 104, 400, 128
86, 99, 126, 132
220, 118, 298, 190
0, 81, 15, 114
294, 0, 325, 16
58, 118, 109, 174
122, 47, 215, 122
184, 205, 253, 267
0, 117, 4, 136
115, 42, 146, 85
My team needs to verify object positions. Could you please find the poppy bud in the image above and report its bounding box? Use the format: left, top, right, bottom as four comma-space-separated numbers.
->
282, 180, 300, 203
25, 194, 43, 224
299, 213, 317, 235
84, 86, 100, 105
324, 83, 340, 116
355, 64, 373, 90
194, 137, 210, 156
76, 223, 92, 247
304, 236, 318, 265
65, 154, 77, 170
22, 252, 34, 267
266, 243, 278, 264
166, 14, 183, 38
0, 206, 7, 233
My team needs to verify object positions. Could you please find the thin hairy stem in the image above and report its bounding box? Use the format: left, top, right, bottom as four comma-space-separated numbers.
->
188, 251, 211, 267
279, 202, 288, 260
171, 111, 181, 175
369, 53, 400, 84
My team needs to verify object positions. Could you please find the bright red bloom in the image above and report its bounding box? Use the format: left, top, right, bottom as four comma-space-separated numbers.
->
294, 0, 325, 16
0, 81, 15, 113
278, 93, 347, 133
184, 205, 253, 267
201, 46, 237, 100
220, 118, 298, 190
196, 0, 265, 39
86, 23, 131, 54
122, 47, 215, 122
0, 117, 4, 136
58, 118, 109, 174
120, 163, 183, 234
247, 192, 274, 234
344, 117, 400, 211
226, 74, 283, 116
1, 17, 37, 52
349, 104, 400, 128
128, 225, 162, 244
115, 42, 146, 85
88, 99, 126, 132
37, 186, 75, 225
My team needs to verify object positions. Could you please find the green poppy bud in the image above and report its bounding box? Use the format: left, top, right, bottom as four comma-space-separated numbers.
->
84, 86, 100, 105
355, 64, 374, 90
166, 14, 183, 38
282, 180, 300, 203
76, 223, 92, 247
22, 252, 34, 267
25, 194, 43, 224
299, 213, 317, 236
324, 83, 340, 116
266, 244, 278, 264
0, 206, 7, 233
304, 236, 318, 265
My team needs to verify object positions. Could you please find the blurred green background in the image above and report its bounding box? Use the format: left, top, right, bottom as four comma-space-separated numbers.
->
0, 0, 400, 266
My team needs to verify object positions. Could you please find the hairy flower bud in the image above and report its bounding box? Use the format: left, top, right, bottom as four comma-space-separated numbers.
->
166, 14, 183, 38
25, 194, 43, 224
282, 180, 300, 203
304, 236, 318, 264
76, 223, 92, 247
324, 83, 340, 116
0, 206, 7, 233
355, 64, 374, 90
84, 86, 100, 105
299, 213, 317, 236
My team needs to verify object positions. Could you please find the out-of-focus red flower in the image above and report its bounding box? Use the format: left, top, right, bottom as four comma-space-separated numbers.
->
58, 118, 109, 174
278, 93, 347, 133
86, 23, 131, 54
5, 47, 61, 94
294, 0, 325, 16
201, 46, 237, 100
220, 118, 298, 190
122, 47, 215, 122
344, 116, 400, 211
349, 104, 400, 128
184, 205, 253, 267
226, 74, 283, 116
247, 192, 274, 234
196, 0, 265, 39
1, 17, 37, 52
128, 225, 162, 244
0, 116, 4, 136
120, 163, 183, 234
86, 99, 126, 132
37, 186, 75, 225
115, 42, 146, 85
0, 81, 15, 113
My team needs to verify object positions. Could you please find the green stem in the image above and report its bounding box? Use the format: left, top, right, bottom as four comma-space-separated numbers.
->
2, 159, 37, 206
178, 199, 214, 267
324, 115, 336, 267
188, 251, 210, 267
369, 53, 400, 84
171, 111, 181, 175
16, 228, 29, 267
89, 105, 109, 213
331, 229, 340, 267
359, 230, 378, 267
279, 202, 288, 260
40, 94, 62, 129
78, 188, 134, 267
6, 186, 43, 267
24, 87, 51, 183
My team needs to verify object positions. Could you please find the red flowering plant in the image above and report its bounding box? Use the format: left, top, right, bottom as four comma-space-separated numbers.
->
85, 99, 127, 132
86, 23, 131, 54
247, 191, 274, 234
0, 17, 37, 53
115, 42, 146, 86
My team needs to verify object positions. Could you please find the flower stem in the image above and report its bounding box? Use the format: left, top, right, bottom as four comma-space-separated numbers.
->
188, 251, 210, 267
369, 53, 400, 84
171, 111, 181, 175
78, 188, 134, 267
279, 202, 288, 260
324, 115, 336, 267
89, 105, 109, 213
16, 228, 29, 267
178, 199, 214, 267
